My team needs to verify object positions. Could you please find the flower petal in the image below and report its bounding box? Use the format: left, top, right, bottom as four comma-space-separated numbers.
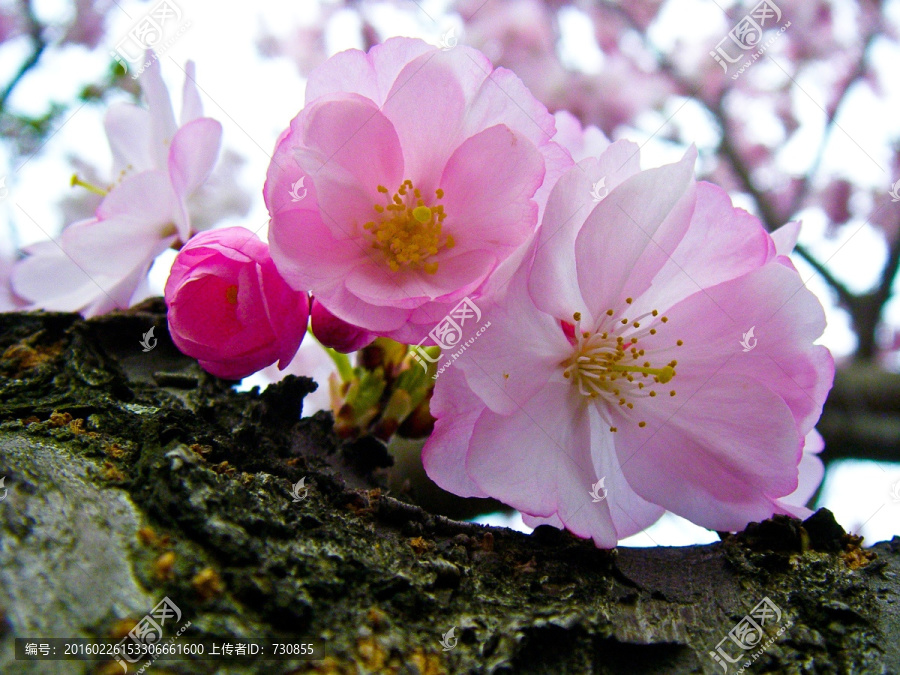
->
771, 221, 801, 256
169, 117, 222, 238
422, 366, 490, 498
453, 266, 568, 415
104, 103, 154, 176
615, 375, 802, 531
574, 147, 697, 321
439, 124, 544, 256
635, 181, 773, 316
180, 60, 204, 125
467, 382, 618, 547
289, 94, 405, 239
305, 36, 434, 105
588, 407, 665, 539
139, 51, 178, 168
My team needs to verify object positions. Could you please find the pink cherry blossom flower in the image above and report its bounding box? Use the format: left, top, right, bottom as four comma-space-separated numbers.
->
11, 54, 223, 317
265, 37, 572, 344
423, 147, 834, 547
310, 298, 375, 353
165, 227, 310, 380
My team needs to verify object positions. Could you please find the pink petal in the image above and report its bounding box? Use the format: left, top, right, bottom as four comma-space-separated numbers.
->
309, 298, 373, 353
464, 66, 557, 155
180, 60, 204, 125
422, 366, 490, 498
439, 124, 544, 255
258, 260, 310, 368
615, 376, 802, 531
452, 267, 570, 415
635, 181, 774, 316
305, 37, 434, 105
104, 103, 154, 175
269, 202, 366, 290
530, 142, 642, 321
381, 50, 473, 190
552, 111, 610, 161
661, 261, 833, 436
777, 430, 825, 517
139, 51, 178, 168
342, 248, 496, 311
467, 382, 618, 547
574, 147, 697, 322
290, 95, 405, 239
168, 117, 223, 238
317, 280, 411, 334
588, 407, 665, 539
771, 221, 801, 256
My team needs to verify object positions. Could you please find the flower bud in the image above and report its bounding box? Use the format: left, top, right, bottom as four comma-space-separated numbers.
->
165, 227, 309, 379
310, 298, 375, 353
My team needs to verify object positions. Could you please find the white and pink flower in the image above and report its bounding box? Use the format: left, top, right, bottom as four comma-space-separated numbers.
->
265, 37, 572, 343
423, 144, 834, 547
11, 55, 223, 317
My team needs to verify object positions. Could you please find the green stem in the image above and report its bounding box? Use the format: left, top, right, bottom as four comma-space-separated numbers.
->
307, 326, 354, 382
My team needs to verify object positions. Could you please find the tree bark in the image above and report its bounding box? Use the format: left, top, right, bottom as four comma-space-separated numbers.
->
0, 302, 898, 674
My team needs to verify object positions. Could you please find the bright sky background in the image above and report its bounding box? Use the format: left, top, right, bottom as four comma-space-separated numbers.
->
1, 0, 898, 546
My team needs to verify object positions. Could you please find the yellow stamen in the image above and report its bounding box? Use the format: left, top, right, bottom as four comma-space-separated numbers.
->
365, 181, 452, 274
70, 174, 108, 196
560, 304, 683, 427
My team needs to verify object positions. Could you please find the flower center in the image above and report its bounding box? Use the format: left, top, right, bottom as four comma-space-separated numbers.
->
364, 180, 454, 274
561, 300, 683, 431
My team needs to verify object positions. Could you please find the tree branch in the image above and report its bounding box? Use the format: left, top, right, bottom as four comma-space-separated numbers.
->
0, 303, 898, 674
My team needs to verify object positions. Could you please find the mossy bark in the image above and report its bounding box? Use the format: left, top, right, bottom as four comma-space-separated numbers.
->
0, 302, 898, 674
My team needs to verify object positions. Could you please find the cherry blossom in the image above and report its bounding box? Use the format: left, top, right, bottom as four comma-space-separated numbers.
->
11, 55, 222, 317
423, 147, 834, 547
265, 37, 572, 343
165, 227, 309, 380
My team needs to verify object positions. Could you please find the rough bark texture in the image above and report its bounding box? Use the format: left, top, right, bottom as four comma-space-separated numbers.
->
0, 302, 898, 675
